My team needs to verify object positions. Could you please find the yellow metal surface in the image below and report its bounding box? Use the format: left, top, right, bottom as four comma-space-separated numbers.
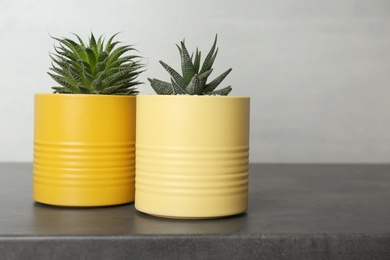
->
135, 95, 250, 218
33, 94, 136, 206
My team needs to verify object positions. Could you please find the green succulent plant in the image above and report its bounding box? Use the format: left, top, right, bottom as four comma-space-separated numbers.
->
48, 32, 144, 95
148, 35, 232, 95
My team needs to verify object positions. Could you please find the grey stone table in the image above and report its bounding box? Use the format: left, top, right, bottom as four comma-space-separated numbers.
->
0, 163, 389, 259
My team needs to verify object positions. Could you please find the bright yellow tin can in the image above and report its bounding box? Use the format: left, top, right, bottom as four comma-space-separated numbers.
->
33, 94, 136, 206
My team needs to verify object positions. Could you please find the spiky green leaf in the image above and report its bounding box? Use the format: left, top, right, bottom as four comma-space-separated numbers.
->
98, 51, 109, 63
79, 60, 94, 83
148, 78, 174, 95
159, 60, 186, 88
69, 65, 83, 83
171, 78, 187, 95
193, 48, 201, 74
208, 86, 232, 96
100, 85, 123, 94
47, 72, 74, 88
198, 68, 213, 87
52, 86, 76, 94
85, 48, 97, 70
105, 32, 120, 53
199, 35, 218, 74
89, 33, 97, 53
102, 66, 133, 86
49, 63, 69, 78
180, 40, 196, 84
91, 77, 103, 90
72, 33, 86, 48
107, 46, 136, 67
78, 84, 91, 94
203, 68, 232, 93
185, 75, 202, 95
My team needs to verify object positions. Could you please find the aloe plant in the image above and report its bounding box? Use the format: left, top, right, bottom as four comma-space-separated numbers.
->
148, 35, 232, 95
48, 32, 144, 95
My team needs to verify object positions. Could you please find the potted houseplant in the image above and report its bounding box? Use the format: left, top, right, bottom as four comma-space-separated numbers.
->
135, 35, 250, 219
34, 32, 144, 206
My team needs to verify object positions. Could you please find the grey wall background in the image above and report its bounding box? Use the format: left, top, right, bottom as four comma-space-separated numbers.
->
1, 0, 389, 163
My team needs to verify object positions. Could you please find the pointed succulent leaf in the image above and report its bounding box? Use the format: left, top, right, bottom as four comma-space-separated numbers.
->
100, 85, 123, 94
89, 33, 97, 53
208, 86, 232, 96
107, 46, 135, 67
77, 84, 91, 94
47, 72, 74, 88
72, 33, 86, 48
159, 60, 186, 88
54, 46, 78, 62
85, 48, 97, 69
209, 48, 219, 69
95, 61, 106, 75
185, 75, 203, 95
198, 68, 213, 87
108, 55, 141, 69
105, 41, 120, 54
49, 63, 69, 77
148, 78, 174, 95
98, 51, 109, 62
176, 44, 182, 56
108, 78, 142, 90
170, 78, 187, 95
91, 77, 103, 90
200, 47, 218, 78
180, 41, 196, 84
51, 52, 75, 69
105, 65, 135, 78
96, 35, 104, 54
105, 32, 120, 53
112, 88, 139, 95
119, 80, 143, 92
193, 48, 201, 74
65, 60, 84, 75
69, 65, 84, 83
64, 38, 87, 61
102, 81, 139, 94
126, 69, 146, 82
52, 86, 76, 94
203, 68, 232, 93
199, 34, 218, 74
78, 60, 94, 82
102, 66, 132, 86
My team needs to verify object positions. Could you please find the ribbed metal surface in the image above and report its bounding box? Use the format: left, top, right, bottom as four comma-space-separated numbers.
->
136, 145, 248, 197
33, 140, 135, 206
34, 140, 134, 186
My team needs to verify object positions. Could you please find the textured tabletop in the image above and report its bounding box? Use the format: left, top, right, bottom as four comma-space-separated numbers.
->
0, 163, 389, 259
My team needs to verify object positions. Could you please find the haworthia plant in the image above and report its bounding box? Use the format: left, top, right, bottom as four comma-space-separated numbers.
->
48, 33, 144, 95
148, 35, 232, 95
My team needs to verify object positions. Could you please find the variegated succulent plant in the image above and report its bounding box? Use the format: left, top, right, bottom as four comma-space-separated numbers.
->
148, 35, 232, 95
48, 33, 144, 95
